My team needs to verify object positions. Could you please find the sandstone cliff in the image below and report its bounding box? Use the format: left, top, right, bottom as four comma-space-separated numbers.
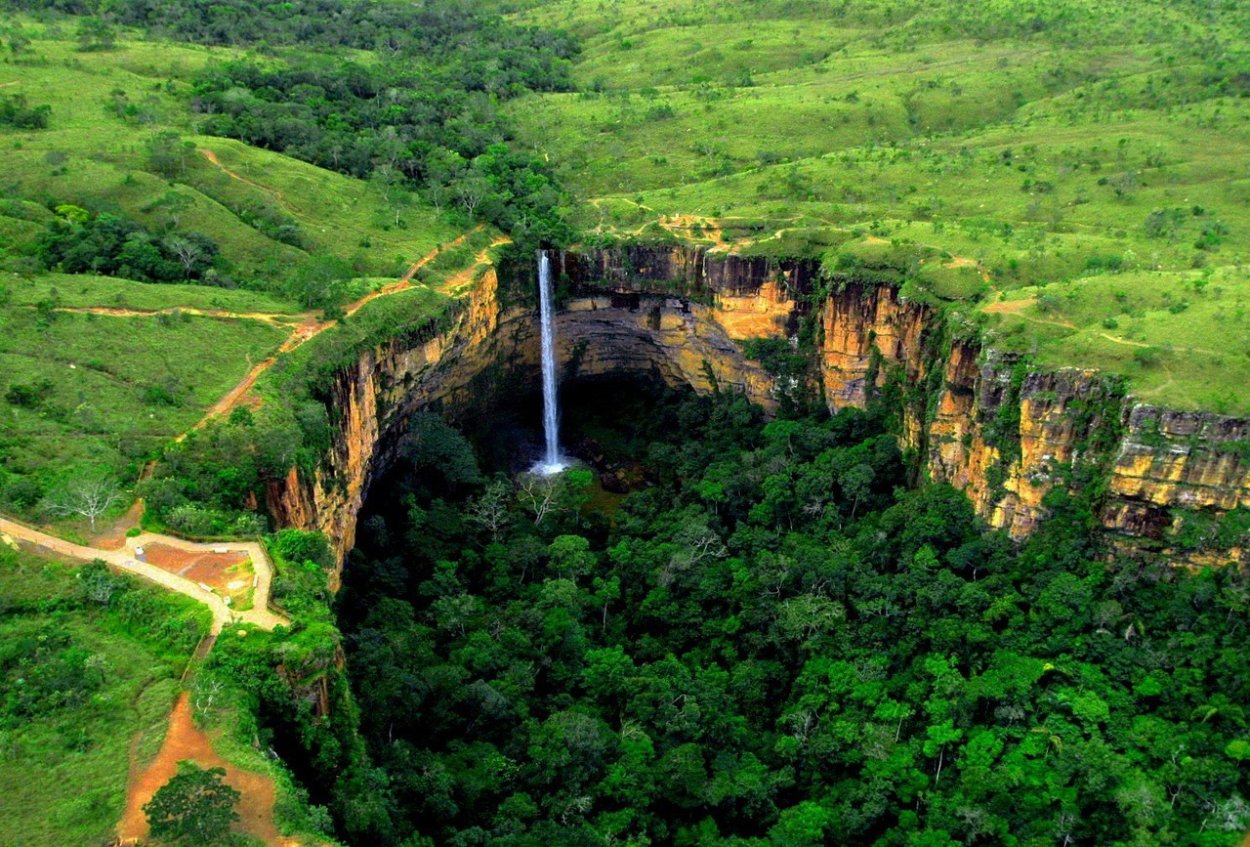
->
268, 243, 1250, 572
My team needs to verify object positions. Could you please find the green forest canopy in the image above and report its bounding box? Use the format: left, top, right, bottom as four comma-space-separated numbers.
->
282, 387, 1250, 847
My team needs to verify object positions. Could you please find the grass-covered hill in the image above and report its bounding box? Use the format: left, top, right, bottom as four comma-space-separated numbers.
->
3, 0, 1250, 534
3, 5, 1250, 847
0, 4, 559, 530
506, 0, 1250, 412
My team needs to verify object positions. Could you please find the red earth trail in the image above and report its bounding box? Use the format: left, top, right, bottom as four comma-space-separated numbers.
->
184, 225, 487, 434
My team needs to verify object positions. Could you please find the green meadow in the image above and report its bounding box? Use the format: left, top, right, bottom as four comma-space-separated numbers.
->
0, 306, 286, 513
507, 0, 1250, 410
0, 549, 208, 847
0, 270, 299, 312
0, 20, 474, 520
0, 28, 458, 281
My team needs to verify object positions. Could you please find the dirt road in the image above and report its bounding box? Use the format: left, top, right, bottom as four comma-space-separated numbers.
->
0, 516, 286, 633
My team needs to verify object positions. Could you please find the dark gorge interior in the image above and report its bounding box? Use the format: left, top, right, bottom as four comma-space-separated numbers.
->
269, 375, 1250, 847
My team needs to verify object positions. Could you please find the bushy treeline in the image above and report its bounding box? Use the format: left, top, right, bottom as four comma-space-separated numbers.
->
35, 204, 222, 284
9, 0, 581, 245
0, 93, 50, 129
16, 0, 577, 75
316, 387, 1250, 847
0, 556, 210, 729
188, 53, 573, 245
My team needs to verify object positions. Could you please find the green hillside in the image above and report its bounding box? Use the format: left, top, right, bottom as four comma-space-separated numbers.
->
506, 0, 1250, 410
0, 550, 209, 847
2, 4, 1250, 847
0, 29, 459, 281
0, 17, 481, 525
3, 0, 1247, 527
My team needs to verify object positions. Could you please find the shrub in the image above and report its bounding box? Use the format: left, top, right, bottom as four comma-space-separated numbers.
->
4, 379, 51, 408
0, 95, 51, 130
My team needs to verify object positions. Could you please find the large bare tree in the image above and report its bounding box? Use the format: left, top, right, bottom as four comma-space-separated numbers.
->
44, 473, 121, 532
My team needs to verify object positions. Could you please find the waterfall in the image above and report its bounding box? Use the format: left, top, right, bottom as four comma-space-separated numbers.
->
534, 250, 567, 475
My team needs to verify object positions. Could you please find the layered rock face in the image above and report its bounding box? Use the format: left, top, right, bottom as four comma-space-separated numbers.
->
267, 268, 507, 570
1103, 406, 1250, 538
921, 353, 1123, 538
269, 243, 1250, 570
820, 282, 930, 406
267, 248, 807, 570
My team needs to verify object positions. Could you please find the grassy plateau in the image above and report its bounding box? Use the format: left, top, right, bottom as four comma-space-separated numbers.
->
505, 0, 1250, 411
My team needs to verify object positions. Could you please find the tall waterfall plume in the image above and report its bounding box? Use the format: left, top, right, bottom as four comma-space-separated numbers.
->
534, 250, 567, 475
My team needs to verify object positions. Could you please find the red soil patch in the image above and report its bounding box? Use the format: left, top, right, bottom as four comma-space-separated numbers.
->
118, 692, 293, 846
93, 500, 146, 551
982, 295, 1036, 316
142, 544, 251, 596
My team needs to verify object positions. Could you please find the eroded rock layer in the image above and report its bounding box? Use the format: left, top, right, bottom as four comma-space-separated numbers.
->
269, 245, 1250, 572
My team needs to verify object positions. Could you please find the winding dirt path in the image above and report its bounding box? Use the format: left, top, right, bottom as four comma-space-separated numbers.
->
186, 225, 486, 432
984, 299, 1225, 357
52, 305, 297, 324
0, 516, 286, 634
436, 234, 513, 294
357, 223, 485, 303
983, 296, 1037, 316
117, 692, 295, 847
197, 147, 299, 216
2, 515, 292, 843
984, 305, 1077, 331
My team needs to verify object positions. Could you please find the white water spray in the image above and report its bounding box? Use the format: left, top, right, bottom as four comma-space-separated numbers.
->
533, 250, 567, 475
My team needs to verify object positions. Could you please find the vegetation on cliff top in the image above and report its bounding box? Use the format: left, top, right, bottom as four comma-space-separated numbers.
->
0, 2, 1248, 845
506, 0, 1250, 411
0, 0, 563, 524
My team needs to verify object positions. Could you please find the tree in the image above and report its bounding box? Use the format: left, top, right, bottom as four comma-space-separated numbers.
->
405, 413, 482, 488
163, 236, 206, 277
76, 17, 117, 52
452, 173, 492, 218
43, 472, 121, 532
144, 761, 240, 845
839, 462, 875, 518
466, 479, 512, 542
518, 473, 561, 524
148, 131, 194, 179
162, 233, 218, 278
370, 164, 410, 226
776, 593, 846, 641
78, 560, 121, 605
288, 254, 353, 310
547, 534, 595, 580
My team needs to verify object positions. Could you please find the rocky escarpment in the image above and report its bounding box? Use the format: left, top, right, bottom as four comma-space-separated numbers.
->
269, 242, 1250, 571
1104, 406, 1250, 537
267, 247, 813, 570
267, 267, 507, 570
797, 275, 1249, 550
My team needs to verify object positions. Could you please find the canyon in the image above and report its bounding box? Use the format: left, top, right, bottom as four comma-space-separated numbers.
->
266, 244, 1250, 572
